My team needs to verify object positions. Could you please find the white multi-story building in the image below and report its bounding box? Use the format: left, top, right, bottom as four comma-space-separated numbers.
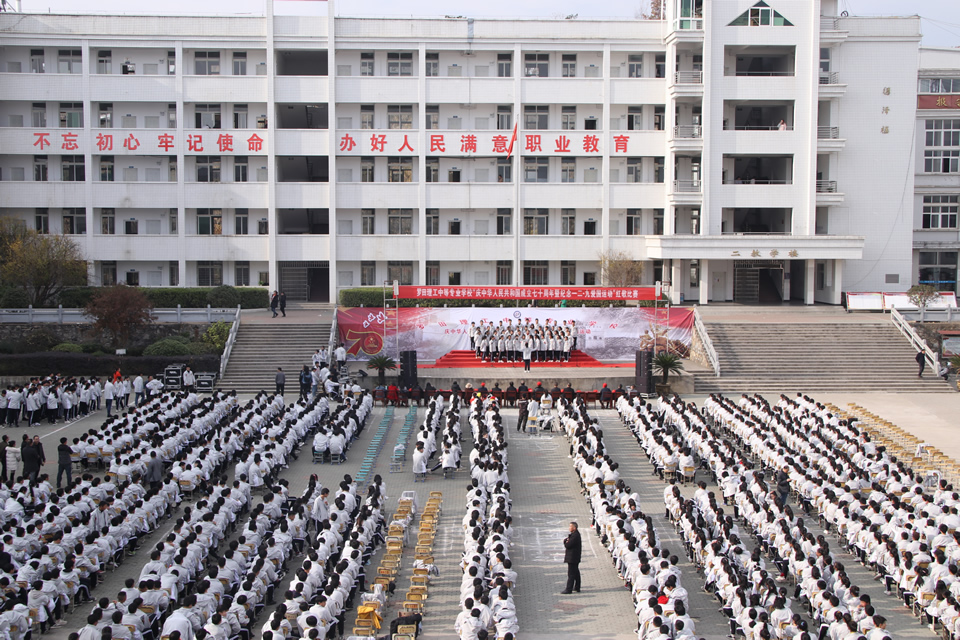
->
0, 0, 954, 304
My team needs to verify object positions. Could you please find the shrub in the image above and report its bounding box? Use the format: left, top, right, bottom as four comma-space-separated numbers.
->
238, 288, 269, 309
143, 337, 193, 357
57, 286, 267, 310
0, 287, 30, 308
23, 329, 58, 353
80, 342, 105, 354
201, 320, 232, 354
207, 285, 241, 309
0, 352, 220, 378
51, 342, 83, 353
0, 342, 15, 355
58, 287, 96, 308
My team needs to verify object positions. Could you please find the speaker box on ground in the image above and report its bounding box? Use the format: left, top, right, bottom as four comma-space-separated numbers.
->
400, 350, 418, 387
635, 349, 653, 395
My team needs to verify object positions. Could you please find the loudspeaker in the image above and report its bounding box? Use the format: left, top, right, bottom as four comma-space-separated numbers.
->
635, 350, 653, 395
399, 350, 418, 387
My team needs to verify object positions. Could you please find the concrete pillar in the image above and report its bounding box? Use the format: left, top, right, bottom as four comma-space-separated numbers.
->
699, 259, 710, 305
805, 259, 816, 305
831, 259, 844, 305
670, 259, 683, 304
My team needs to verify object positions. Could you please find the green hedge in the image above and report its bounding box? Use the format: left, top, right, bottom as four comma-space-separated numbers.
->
338, 287, 659, 308
0, 353, 220, 377
57, 286, 269, 310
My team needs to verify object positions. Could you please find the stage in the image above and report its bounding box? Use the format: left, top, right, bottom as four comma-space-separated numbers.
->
421, 349, 634, 369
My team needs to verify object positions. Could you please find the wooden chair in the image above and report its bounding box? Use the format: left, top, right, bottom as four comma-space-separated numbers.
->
402, 600, 424, 615
396, 625, 418, 635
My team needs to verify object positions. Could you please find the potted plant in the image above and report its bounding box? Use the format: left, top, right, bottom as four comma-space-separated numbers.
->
652, 352, 685, 396
366, 355, 397, 386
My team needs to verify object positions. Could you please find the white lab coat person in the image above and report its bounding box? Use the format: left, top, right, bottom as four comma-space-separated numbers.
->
412, 443, 428, 480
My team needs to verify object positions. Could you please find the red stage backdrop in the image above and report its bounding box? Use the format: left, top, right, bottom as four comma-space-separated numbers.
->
337, 307, 694, 362
396, 286, 657, 301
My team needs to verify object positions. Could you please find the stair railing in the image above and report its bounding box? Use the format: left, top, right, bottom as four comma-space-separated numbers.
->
328, 305, 339, 357
219, 305, 242, 380
890, 307, 939, 372
693, 306, 720, 377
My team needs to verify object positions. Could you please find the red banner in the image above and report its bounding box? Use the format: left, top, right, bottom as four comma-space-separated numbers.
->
918, 95, 960, 110
396, 286, 657, 301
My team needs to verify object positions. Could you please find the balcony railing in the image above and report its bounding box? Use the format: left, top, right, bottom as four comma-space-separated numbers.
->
723, 179, 793, 185
819, 72, 840, 85
820, 16, 840, 31
731, 71, 795, 77
674, 71, 703, 84
675, 17, 704, 30
816, 180, 838, 193
724, 124, 794, 131
817, 126, 840, 139
673, 180, 702, 193
673, 125, 702, 139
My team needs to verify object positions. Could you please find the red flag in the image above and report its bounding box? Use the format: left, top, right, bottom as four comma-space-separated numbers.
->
505, 122, 518, 157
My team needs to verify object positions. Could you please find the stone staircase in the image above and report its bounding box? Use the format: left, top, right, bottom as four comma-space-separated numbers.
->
218, 323, 332, 393
693, 322, 952, 394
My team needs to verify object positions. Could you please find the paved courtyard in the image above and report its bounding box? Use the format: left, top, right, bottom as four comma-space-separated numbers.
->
20, 387, 957, 640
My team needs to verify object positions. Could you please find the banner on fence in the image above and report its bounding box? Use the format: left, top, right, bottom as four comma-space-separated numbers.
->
337, 306, 694, 362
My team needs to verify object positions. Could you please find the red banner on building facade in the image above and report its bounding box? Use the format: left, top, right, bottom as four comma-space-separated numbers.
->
918, 95, 960, 110
395, 286, 657, 301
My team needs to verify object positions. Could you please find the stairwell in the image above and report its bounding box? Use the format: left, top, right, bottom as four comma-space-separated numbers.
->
693, 322, 952, 394
218, 323, 331, 393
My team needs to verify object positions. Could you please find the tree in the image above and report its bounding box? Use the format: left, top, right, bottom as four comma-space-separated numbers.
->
907, 284, 941, 311
635, 0, 664, 20
366, 355, 397, 386
652, 352, 685, 385
85, 285, 154, 347
0, 218, 87, 307
598, 250, 645, 288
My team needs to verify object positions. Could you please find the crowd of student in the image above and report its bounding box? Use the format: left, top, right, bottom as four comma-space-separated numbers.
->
614, 392, 902, 640
310, 394, 374, 465
454, 394, 518, 640
468, 318, 578, 365
555, 394, 694, 640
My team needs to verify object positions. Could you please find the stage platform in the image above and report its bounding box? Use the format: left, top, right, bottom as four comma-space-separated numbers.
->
422, 349, 632, 369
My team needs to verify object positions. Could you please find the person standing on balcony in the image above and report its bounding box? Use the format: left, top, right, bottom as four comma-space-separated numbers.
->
778, 119, 787, 131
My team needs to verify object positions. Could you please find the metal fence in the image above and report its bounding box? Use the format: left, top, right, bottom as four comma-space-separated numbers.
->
0, 305, 240, 324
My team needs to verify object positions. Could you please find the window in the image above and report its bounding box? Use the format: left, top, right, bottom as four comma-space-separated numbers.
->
31, 103, 46, 128
497, 157, 513, 183
100, 209, 115, 235
561, 158, 576, 183
496, 105, 513, 131
98, 103, 113, 128
35, 209, 49, 234
628, 106, 643, 130
195, 51, 221, 75
195, 104, 222, 129
925, 120, 960, 173
628, 54, 643, 78
583, 271, 597, 286
730, 3, 793, 26
523, 260, 548, 285
584, 220, 597, 235
232, 52, 247, 76
523, 208, 549, 235
388, 209, 413, 235
561, 260, 576, 286
258, 219, 268, 234
360, 52, 375, 76
425, 261, 439, 286
197, 209, 223, 235
498, 53, 512, 78
388, 105, 413, 130
448, 220, 461, 235
197, 156, 221, 182
388, 157, 412, 183
169, 261, 180, 287
30, 49, 44, 74
168, 104, 177, 128
496, 260, 512, 285
61, 208, 85, 235
655, 54, 665, 78
524, 157, 548, 183
627, 158, 643, 183
34, 156, 48, 182
561, 209, 576, 235
524, 105, 549, 130
361, 157, 375, 183
626, 209, 642, 235
562, 54, 577, 78
819, 48, 831, 73
360, 105, 375, 130
97, 50, 112, 74
387, 261, 413, 285
234, 104, 248, 129
361, 209, 376, 235
234, 156, 248, 182
361, 261, 376, 286
654, 105, 665, 131
425, 158, 439, 183
62, 155, 84, 182
99, 261, 117, 286
167, 51, 176, 75
524, 53, 548, 78
690, 209, 701, 234
448, 168, 461, 183
59, 103, 82, 128
57, 49, 81, 74
425, 52, 439, 77
170, 208, 178, 234
235, 209, 249, 235
561, 106, 577, 131
497, 209, 512, 235
425, 209, 439, 235
922, 195, 959, 229
690, 259, 700, 287
654, 158, 665, 183
387, 52, 413, 76
197, 261, 223, 287
653, 209, 665, 235
235, 260, 250, 286
920, 78, 960, 94
425, 105, 439, 130
815, 262, 826, 291
124, 219, 139, 235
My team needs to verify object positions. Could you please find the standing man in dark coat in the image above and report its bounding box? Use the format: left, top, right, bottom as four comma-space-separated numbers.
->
917, 350, 926, 378
276, 368, 286, 396
57, 437, 73, 489
21, 442, 40, 484
562, 521, 582, 594
279, 292, 287, 318
270, 290, 280, 318
145, 451, 163, 492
